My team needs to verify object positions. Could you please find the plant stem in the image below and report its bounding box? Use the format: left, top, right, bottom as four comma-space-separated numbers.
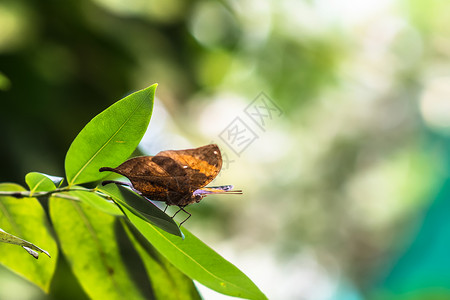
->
0, 187, 97, 199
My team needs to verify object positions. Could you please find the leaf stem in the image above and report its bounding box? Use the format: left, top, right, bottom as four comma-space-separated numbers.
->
0, 187, 97, 199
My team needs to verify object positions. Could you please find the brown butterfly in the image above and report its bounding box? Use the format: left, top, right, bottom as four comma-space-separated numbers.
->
99, 144, 242, 225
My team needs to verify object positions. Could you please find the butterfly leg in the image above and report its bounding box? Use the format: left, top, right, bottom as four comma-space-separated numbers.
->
172, 207, 183, 218
178, 207, 191, 227
171, 206, 191, 226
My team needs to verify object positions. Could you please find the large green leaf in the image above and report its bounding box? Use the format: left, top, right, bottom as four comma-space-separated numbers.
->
65, 84, 156, 185
0, 183, 58, 292
49, 196, 146, 300
99, 184, 182, 237
122, 219, 202, 300
121, 207, 267, 300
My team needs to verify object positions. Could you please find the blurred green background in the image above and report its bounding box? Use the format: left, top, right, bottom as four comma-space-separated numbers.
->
1, 0, 450, 299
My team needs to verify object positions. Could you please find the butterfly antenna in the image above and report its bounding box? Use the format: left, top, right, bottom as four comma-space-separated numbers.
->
195, 188, 243, 195
210, 190, 243, 195
225, 190, 243, 194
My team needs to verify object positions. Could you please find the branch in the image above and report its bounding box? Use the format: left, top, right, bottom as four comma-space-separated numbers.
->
0, 187, 96, 199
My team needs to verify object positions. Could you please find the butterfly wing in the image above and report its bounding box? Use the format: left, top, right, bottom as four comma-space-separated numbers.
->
154, 144, 222, 191
103, 156, 184, 201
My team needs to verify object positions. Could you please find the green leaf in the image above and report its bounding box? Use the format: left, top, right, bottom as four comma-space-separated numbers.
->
67, 188, 123, 216
121, 219, 202, 300
121, 207, 267, 300
25, 172, 57, 196
99, 184, 182, 237
65, 84, 156, 185
49, 196, 146, 300
0, 228, 50, 259
0, 183, 58, 292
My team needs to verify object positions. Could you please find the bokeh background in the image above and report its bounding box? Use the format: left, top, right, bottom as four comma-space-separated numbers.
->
1, 0, 450, 299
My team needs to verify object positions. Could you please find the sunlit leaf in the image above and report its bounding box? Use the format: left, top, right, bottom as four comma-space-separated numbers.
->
67, 188, 122, 216
121, 219, 202, 300
49, 196, 147, 300
25, 172, 57, 196
65, 84, 156, 185
99, 184, 182, 237
121, 208, 267, 300
0, 183, 58, 292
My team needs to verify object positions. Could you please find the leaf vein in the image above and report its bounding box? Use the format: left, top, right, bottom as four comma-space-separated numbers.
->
70, 98, 146, 185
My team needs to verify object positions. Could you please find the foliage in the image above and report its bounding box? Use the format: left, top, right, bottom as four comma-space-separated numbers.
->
0, 85, 266, 300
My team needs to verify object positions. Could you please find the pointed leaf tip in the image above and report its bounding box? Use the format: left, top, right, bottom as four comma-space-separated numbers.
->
65, 84, 156, 185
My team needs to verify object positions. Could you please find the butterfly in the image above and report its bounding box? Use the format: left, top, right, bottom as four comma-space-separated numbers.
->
99, 144, 242, 225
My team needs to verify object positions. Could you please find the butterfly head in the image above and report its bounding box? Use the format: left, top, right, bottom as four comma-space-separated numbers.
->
192, 193, 206, 203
